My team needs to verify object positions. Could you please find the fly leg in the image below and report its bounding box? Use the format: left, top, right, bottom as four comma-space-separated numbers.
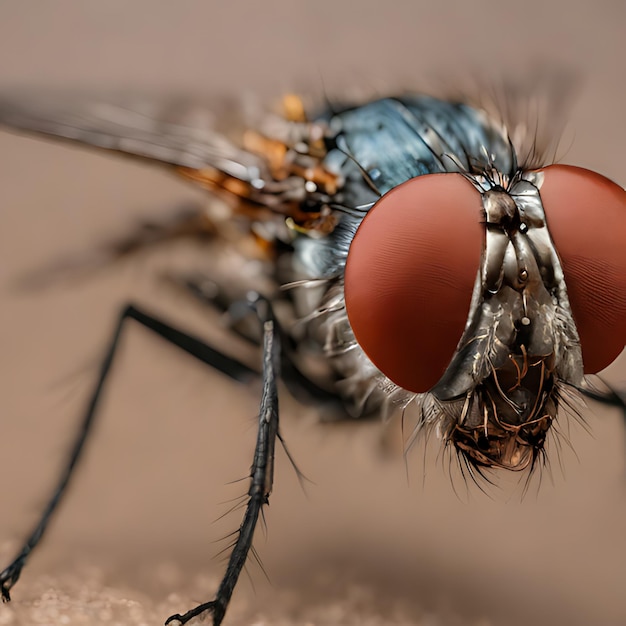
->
166, 270, 345, 413
0, 304, 257, 602
577, 376, 626, 417
16, 205, 217, 288
165, 293, 281, 626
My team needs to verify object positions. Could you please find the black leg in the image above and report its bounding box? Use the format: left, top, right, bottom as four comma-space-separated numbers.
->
165, 294, 281, 626
0, 304, 257, 602
16, 206, 216, 289
577, 376, 626, 418
165, 270, 345, 412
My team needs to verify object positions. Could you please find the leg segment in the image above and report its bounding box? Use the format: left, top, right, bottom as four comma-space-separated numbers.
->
17, 206, 216, 288
577, 376, 626, 419
166, 270, 344, 412
165, 294, 281, 626
0, 304, 257, 601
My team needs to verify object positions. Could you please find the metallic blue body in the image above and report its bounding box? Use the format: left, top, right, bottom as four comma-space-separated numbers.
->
301, 96, 516, 278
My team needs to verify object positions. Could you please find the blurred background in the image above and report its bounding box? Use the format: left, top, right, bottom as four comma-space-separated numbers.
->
0, 2, 624, 625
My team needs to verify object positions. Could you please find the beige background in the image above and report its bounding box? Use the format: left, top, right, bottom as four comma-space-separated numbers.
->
0, 2, 625, 625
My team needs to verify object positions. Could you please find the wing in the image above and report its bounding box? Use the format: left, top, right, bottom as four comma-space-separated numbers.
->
0, 91, 339, 222
0, 92, 266, 171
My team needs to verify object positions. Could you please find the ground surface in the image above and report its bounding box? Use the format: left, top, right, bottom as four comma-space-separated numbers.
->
0, 3, 625, 625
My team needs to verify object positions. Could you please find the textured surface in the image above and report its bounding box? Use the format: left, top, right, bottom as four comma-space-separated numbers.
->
0, 3, 625, 626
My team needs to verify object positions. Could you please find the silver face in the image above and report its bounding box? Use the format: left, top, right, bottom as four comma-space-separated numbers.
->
431, 170, 583, 470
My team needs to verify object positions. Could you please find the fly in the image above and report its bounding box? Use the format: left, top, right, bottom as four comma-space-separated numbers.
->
0, 90, 624, 625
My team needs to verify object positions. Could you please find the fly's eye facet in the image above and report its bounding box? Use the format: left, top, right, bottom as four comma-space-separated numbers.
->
344, 174, 483, 393
539, 164, 626, 373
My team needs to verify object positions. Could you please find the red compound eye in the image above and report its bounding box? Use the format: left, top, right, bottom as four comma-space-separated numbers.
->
344, 174, 483, 393
539, 164, 626, 373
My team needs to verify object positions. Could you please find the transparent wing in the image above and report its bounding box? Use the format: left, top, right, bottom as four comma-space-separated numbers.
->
0, 91, 269, 178
0, 90, 342, 221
